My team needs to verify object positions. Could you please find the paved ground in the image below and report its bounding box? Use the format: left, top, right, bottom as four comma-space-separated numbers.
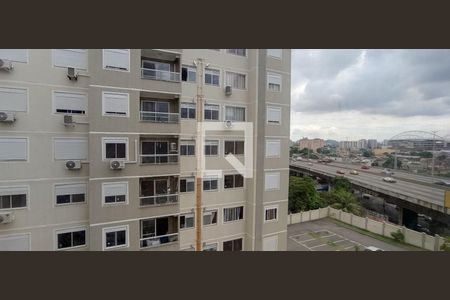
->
288, 218, 421, 251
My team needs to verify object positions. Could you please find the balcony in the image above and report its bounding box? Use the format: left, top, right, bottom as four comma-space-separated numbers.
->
140, 216, 179, 249
140, 50, 181, 83
139, 176, 179, 207
140, 111, 179, 123
141, 68, 180, 82
140, 137, 179, 165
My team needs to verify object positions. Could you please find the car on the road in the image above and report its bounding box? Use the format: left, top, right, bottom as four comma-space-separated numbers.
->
364, 246, 384, 251
349, 170, 359, 175
382, 168, 394, 176
336, 170, 345, 174
361, 165, 370, 170
434, 180, 450, 187
382, 177, 396, 183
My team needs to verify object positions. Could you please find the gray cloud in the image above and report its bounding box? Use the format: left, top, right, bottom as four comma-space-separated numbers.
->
292, 49, 450, 117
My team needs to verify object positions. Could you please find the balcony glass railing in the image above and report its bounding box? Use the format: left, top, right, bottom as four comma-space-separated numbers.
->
139, 194, 178, 206
141, 68, 181, 82
140, 233, 179, 248
140, 154, 179, 164
140, 111, 179, 123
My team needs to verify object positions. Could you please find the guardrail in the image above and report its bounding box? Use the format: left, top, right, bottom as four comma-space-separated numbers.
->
140, 154, 179, 164
141, 68, 181, 82
140, 111, 179, 123
140, 233, 179, 248
288, 206, 446, 251
139, 194, 178, 206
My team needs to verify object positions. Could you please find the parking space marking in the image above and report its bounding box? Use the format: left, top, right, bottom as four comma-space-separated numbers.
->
289, 229, 368, 251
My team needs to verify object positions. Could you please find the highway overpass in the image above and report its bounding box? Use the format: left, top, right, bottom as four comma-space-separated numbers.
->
289, 160, 450, 225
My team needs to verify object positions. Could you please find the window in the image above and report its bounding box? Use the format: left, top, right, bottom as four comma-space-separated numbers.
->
203, 209, 218, 225
53, 49, 87, 70
54, 138, 88, 160
55, 183, 86, 205
181, 102, 196, 119
140, 216, 179, 248
225, 106, 245, 121
103, 226, 128, 250
103, 138, 127, 160
103, 49, 129, 71
203, 177, 218, 191
53, 91, 87, 115
225, 71, 246, 89
224, 174, 244, 189
0, 187, 28, 210
0, 138, 27, 161
204, 104, 219, 121
180, 213, 195, 229
264, 205, 278, 222
0, 87, 27, 112
141, 140, 177, 164
203, 243, 218, 251
266, 139, 281, 158
267, 106, 281, 124
204, 140, 219, 156
267, 49, 282, 59
102, 182, 128, 205
224, 141, 244, 155
223, 238, 243, 251
223, 206, 244, 222
0, 234, 30, 251
226, 49, 246, 56
205, 68, 220, 86
263, 235, 278, 251
102, 92, 129, 117
267, 72, 282, 92
180, 177, 195, 193
0, 49, 28, 63
140, 100, 172, 122
182, 65, 196, 82
56, 228, 86, 250
180, 140, 195, 156
141, 60, 173, 81
265, 172, 280, 191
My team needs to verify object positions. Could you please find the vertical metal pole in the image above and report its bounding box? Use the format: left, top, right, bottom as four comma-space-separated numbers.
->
195, 58, 204, 251
431, 131, 436, 178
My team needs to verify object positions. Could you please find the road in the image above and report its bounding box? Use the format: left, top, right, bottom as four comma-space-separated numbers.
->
290, 160, 447, 211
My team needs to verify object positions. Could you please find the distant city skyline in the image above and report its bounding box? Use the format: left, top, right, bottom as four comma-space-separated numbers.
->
290, 49, 450, 141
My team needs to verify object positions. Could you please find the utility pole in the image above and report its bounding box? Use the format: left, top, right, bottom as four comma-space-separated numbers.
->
431, 130, 437, 178
194, 58, 205, 251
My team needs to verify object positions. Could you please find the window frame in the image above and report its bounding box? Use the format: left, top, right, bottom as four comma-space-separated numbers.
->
204, 67, 221, 87
0, 86, 29, 113
0, 137, 29, 162
180, 140, 196, 156
102, 181, 129, 206
54, 226, 88, 251
224, 105, 246, 122
202, 209, 218, 226
264, 205, 279, 223
0, 49, 28, 63
224, 70, 247, 90
265, 172, 281, 191
102, 91, 130, 118
102, 225, 129, 250
222, 237, 243, 251
204, 103, 220, 121
265, 139, 281, 158
54, 182, 87, 206
266, 105, 282, 125
222, 206, 244, 224
180, 212, 195, 230
226, 49, 247, 57
180, 102, 196, 119
52, 49, 88, 70
224, 140, 245, 156
223, 174, 245, 190
267, 49, 283, 60
102, 49, 130, 72
102, 137, 129, 161
181, 65, 197, 83
204, 140, 219, 156
267, 72, 282, 92
52, 90, 88, 116
0, 186, 29, 211
203, 177, 219, 192
179, 177, 195, 193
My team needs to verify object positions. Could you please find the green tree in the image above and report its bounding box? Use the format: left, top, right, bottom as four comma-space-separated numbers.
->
332, 176, 352, 192
362, 149, 374, 158
382, 156, 402, 169
322, 189, 363, 216
288, 176, 324, 213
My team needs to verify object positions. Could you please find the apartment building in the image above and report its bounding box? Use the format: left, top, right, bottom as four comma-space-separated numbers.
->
298, 137, 325, 152
0, 49, 290, 251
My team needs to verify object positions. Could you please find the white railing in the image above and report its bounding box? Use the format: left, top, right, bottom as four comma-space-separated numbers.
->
140, 154, 179, 164
140, 233, 179, 248
141, 68, 181, 82
140, 194, 178, 206
140, 111, 179, 123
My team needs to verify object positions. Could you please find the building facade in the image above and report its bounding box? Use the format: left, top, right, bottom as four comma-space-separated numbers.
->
0, 49, 290, 251
298, 138, 325, 152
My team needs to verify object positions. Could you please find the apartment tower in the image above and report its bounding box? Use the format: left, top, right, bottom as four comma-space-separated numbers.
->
0, 49, 290, 251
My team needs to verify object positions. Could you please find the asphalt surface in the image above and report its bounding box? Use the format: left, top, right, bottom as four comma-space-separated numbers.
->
288, 218, 422, 251
290, 160, 446, 208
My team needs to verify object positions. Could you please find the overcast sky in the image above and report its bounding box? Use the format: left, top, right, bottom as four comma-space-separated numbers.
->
290, 49, 450, 142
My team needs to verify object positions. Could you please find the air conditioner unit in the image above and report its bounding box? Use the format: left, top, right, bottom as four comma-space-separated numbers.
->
0, 59, 13, 71
65, 160, 81, 170
0, 212, 15, 224
225, 85, 232, 96
224, 120, 233, 129
170, 142, 177, 152
110, 160, 125, 170
64, 114, 74, 126
0, 111, 16, 122
67, 67, 78, 80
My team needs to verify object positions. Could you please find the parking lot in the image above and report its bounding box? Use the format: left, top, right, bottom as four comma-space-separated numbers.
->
288, 218, 420, 251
